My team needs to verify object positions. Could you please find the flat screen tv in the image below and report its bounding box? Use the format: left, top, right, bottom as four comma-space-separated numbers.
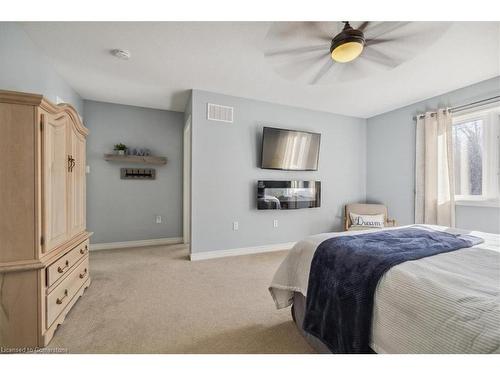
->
261, 127, 321, 171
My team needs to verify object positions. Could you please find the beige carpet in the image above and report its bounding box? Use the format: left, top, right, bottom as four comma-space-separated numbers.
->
48, 244, 315, 353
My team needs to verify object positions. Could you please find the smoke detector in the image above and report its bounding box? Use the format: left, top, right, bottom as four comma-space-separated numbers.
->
111, 49, 131, 60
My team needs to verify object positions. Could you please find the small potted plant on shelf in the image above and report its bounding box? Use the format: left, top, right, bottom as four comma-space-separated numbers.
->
114, 143, 128, 155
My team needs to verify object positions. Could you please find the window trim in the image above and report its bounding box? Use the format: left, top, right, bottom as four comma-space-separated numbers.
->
452, 105, 500, 203
455, 199, 500, 208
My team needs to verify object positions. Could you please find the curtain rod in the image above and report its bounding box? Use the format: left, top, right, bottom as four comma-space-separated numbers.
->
412, 95, 500, 121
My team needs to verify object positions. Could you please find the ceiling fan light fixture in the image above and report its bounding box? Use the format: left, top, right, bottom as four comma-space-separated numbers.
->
330, 22, 365, 63
331, 41, 364, 63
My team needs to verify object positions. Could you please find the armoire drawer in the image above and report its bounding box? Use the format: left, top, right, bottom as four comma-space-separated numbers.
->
46, 256, 89, 327
46, 239, 89, 287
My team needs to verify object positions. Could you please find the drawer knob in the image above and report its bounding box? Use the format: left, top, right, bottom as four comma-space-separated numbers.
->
57, 260, 70, 273
79, 268, 88, 279
80, 245, 88, 254
56, 289, 69, 305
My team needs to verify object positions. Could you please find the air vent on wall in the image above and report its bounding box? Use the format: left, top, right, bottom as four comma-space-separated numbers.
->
207, 103, 234, 123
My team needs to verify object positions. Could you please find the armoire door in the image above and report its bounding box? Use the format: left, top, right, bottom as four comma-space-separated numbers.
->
68, 123, 86, 237
42, 113, 69, 253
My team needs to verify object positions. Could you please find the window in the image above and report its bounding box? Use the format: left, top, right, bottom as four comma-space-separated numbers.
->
452, 105, 500, 206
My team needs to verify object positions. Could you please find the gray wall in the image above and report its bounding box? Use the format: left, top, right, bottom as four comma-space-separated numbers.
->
190, 89, 367, 254
0, 22, 83, 113
84, 100, 184, 244
366, 76, 500, 233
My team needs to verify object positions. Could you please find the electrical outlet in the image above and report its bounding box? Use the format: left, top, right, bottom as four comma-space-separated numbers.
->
156, 215, 162, 224
233, 221, 239, 231
85, 165, 90, 174
273, 219, 279, 228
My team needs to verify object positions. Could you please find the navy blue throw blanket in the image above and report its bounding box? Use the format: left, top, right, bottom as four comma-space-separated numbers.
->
302, 227, 483, 354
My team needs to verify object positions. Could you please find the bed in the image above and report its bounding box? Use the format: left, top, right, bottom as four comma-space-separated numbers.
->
269, 224, 500, 354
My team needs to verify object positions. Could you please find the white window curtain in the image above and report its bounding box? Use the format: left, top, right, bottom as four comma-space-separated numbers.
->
415, 109, 455, 226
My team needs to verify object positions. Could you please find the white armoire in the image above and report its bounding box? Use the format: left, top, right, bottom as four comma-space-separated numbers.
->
0, 90, 91, 348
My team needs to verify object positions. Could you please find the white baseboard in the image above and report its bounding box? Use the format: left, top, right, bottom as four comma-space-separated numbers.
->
90, 237, 183, 251
190, 242, 295, 261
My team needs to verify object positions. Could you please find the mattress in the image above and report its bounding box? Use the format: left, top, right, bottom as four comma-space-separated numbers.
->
269, 225, 500, 354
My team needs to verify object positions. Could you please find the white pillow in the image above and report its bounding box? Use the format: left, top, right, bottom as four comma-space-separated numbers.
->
347, 225, 374, 231
349, 213, 385, 229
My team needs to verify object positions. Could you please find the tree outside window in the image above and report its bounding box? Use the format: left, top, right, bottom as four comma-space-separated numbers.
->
453, 120, 484, 196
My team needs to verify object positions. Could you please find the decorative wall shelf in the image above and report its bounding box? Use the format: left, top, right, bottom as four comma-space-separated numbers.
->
104, 154, 167, 165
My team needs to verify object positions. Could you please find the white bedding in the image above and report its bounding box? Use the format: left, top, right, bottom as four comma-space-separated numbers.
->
269, 225, 500, 353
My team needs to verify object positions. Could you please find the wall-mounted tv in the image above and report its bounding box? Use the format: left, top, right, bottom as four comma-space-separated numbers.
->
260, 127, 321, 171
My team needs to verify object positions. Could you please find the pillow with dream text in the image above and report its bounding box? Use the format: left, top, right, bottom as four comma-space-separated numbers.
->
349, 212, 385, 229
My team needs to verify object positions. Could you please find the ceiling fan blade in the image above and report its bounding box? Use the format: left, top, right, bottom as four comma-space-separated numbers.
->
303, 22, 335, 41
335, 60, 365, 82
269, 22, 332, 42
365, 22, 411, 39
365, 38, 398, 47
361, 47, 400, 68
264, 44, 330, 57
357, 21, 370, 31
273, 51, 331, 79
310, 59, 334, 84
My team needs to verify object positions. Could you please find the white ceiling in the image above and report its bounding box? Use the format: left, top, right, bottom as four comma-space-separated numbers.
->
21, 22, 500, 118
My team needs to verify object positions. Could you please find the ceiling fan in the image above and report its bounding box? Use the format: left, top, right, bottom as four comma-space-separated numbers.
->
263, 21, 450, 84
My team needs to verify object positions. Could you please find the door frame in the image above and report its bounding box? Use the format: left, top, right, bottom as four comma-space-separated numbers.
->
183, 115, 192, 250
